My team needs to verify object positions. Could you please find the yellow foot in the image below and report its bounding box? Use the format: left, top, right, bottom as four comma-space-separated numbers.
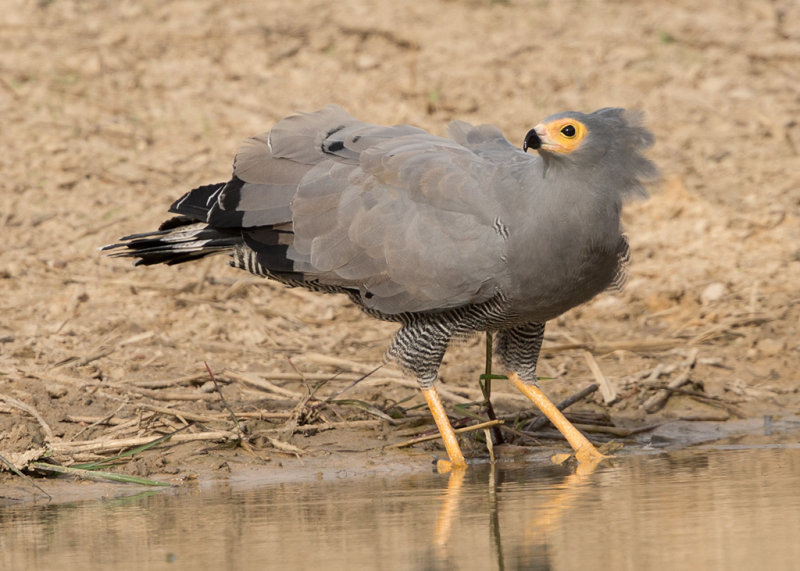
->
575, 443, 607, 465
509, 372, 609, 466
435, 458, 467, 475
552, 448, 606, 476
551, 446, 606, 466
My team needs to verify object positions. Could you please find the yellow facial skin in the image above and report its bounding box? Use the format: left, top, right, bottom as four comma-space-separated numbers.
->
533, 118, 588, 154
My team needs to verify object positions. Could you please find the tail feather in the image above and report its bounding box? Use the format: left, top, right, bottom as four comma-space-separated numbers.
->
102, 221, 242, 266
168, 182, 226, 221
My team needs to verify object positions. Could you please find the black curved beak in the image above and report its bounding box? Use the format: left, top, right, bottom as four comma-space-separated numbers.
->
523, 128, 542, 152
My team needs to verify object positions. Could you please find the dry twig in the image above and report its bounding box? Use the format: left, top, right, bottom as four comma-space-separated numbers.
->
205, 362, 243, 435
137, 404, 221, 423
52, 431, 239, 455
582, 351, 618, 404
266, 436, 306, 455
126, 387, 219, 401
386, 419, 503, 449
0, 393, 55, 443
225, 370, 304, 399
642, 349, 699, 413
688, 311, 781, 345
130, 372, 210, 389
542, 337, 682, 355
69, 399, 129, 441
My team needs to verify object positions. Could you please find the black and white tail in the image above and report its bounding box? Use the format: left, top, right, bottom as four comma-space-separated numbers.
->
101, 180, 245, 267
101, 217, 242, 266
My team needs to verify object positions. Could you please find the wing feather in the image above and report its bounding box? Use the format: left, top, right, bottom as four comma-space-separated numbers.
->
288, 122, 526, 313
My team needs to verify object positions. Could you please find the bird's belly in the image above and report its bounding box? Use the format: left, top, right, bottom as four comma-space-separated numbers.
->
511, 249, 619, 322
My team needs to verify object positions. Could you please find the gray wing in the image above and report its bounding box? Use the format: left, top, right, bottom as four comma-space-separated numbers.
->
287, 114, 532, 314
190, 105, 427, 228
194, 105, 534, 314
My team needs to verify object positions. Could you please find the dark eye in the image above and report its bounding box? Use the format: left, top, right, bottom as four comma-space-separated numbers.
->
561, 124, 576, 138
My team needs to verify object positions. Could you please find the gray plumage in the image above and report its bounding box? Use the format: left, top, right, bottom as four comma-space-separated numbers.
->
104, 105, 656, 387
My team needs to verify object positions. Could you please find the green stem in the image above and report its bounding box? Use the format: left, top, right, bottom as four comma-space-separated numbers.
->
481, 332, 504, 445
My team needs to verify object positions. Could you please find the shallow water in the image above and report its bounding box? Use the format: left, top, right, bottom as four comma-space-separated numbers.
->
3, 442, 800, 571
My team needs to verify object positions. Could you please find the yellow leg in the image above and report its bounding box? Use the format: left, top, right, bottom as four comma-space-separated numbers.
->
422, 386, 467, 473
509, 373, 606, 465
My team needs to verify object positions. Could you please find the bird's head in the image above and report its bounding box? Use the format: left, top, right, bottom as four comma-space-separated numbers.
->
523, 108, 658, 199
523, 115, 588, 155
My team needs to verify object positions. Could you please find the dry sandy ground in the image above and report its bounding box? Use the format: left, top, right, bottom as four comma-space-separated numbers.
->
1, 0, 799, 493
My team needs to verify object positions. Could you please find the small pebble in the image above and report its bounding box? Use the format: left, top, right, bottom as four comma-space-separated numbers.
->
700, 282, 726, 304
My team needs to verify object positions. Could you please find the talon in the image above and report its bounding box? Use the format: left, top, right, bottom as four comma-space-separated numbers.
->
575, 444, 607, 465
